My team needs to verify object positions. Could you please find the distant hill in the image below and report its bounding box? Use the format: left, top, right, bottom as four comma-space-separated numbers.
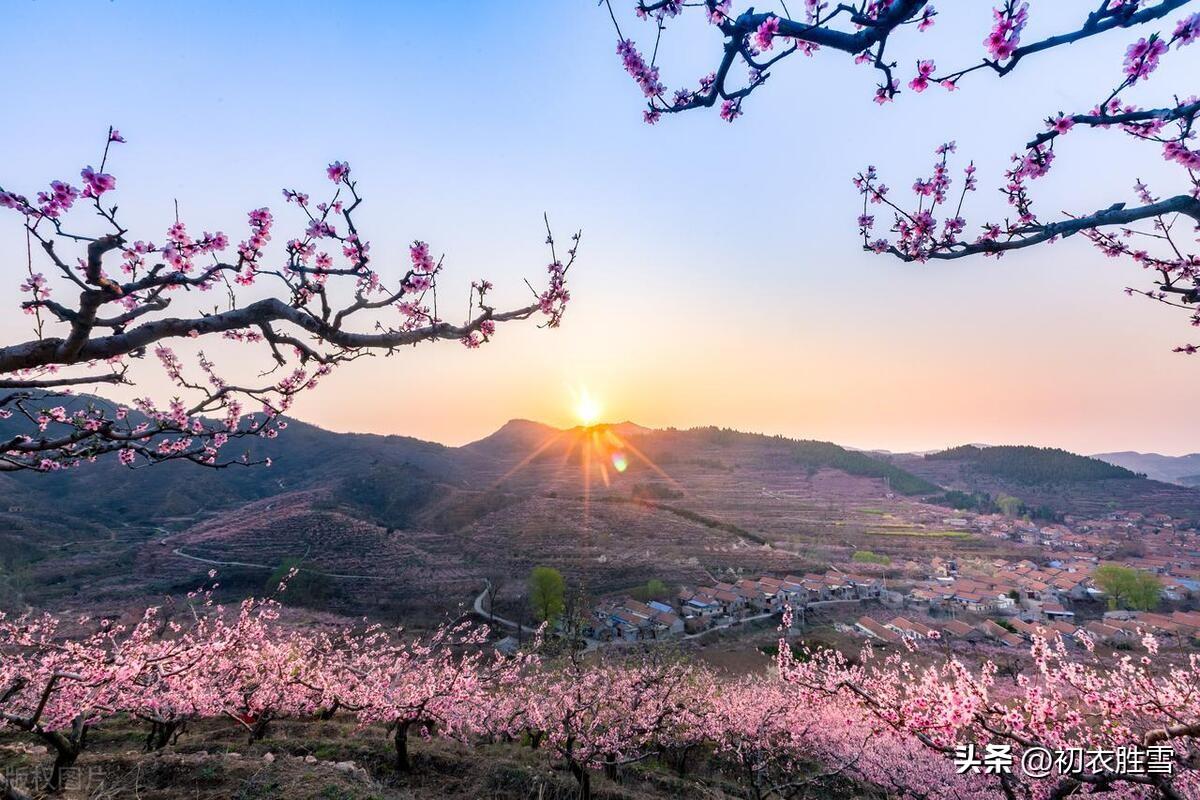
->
603, 421, 654, 437
463, 419, 653, 459
0, 412, 471, 526
1093, 451, 1200, 485
790, 440, 939, 496
462, 418, 561, 456
626, 427, 939, 496
894, 444, 1199, 518
927, 445, 1139, 483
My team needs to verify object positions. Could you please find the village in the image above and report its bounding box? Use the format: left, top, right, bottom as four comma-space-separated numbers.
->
586, 506, 1200, 653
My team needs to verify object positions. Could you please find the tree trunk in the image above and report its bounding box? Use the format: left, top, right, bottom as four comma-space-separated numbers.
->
675, 744, 694, 778
567, 759, 591, 800
34, 726, 84, 794
318, 700, 340, 721
394, 720, 412, 772
248, 713, 272, 743
603, 752, 617, 781
43, 741, 79, 793
743, 758, 764, 800
146, 719, 185, 751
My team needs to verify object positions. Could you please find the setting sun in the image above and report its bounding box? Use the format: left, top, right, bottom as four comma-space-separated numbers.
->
574, 388, 602, 427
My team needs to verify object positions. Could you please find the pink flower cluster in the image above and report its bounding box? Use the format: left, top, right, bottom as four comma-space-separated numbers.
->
908, 60, 936, 93
853, 143, 985, 260
874, 79, 899, 105
80, 166, 115, 198
1163, 140, 1200, 170
617, 39, 664, 98
707, 0, 731, 24
404, 240, 439, 294
539, 258, 570, 323
1046, 112, 1075, 134
1175, 13, 1200, 46
1123, 35, 1168, 83
984, 1, 1029, 61
19, 272, 50, 301
235, 207, 274, 284
754, 16, 781, 51
916, 5, 936, 31
161, 222, 229, 273
326, 160, 350, 183
636, 0, 682, 20
35, 181, 79, 218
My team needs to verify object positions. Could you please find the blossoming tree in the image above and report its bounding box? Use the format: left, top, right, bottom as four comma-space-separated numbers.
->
7, 591, 1200, 799
779, 627, 1200, 799
517, 653, 699, 800
349, 619, 531, 772
0, 130, 578, 472
0, 605, 183, 791
606, 1, 1200, 348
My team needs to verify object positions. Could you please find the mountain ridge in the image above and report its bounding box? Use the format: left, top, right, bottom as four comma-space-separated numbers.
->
1092, 450, 1200, 485
3, 401, 1200, 619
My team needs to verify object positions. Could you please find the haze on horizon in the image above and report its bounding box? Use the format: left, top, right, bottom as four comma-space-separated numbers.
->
303, 411, 1197, 461
2, 1, 1198, 457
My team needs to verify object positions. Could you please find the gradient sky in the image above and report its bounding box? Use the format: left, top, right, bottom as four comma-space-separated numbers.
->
2, 2, 1198, 455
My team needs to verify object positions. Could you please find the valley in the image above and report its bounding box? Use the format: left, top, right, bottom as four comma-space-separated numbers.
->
5, 411, 1199, 635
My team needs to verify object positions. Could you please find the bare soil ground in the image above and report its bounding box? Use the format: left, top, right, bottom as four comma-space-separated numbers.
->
0, 716, 874, 800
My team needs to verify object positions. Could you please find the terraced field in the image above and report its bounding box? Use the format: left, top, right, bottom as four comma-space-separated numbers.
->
3, 417, 1193, 622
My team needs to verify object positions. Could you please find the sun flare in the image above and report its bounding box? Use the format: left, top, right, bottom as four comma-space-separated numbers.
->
574, 388, 602, 427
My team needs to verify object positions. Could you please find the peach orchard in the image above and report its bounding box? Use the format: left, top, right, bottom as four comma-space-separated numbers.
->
3, 585, 1200, 800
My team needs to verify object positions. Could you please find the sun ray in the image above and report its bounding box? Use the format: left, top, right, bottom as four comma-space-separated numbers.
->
606, 431, 682, 490
486, 430, 568, 490
478, 389, 685, 576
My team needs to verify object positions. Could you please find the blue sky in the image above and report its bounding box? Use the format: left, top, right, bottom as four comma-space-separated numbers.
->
2, 1, 1198, 454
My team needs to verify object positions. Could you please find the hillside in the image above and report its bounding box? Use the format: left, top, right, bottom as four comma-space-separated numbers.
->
0, 412, 943, 618
897, 445, 1200, 518
5, 401, 1200, 620
926, 445, 1139, 483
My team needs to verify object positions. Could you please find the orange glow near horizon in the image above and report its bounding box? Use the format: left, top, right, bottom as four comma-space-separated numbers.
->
484, 417, 673, 503
285, 285, 1200, 459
